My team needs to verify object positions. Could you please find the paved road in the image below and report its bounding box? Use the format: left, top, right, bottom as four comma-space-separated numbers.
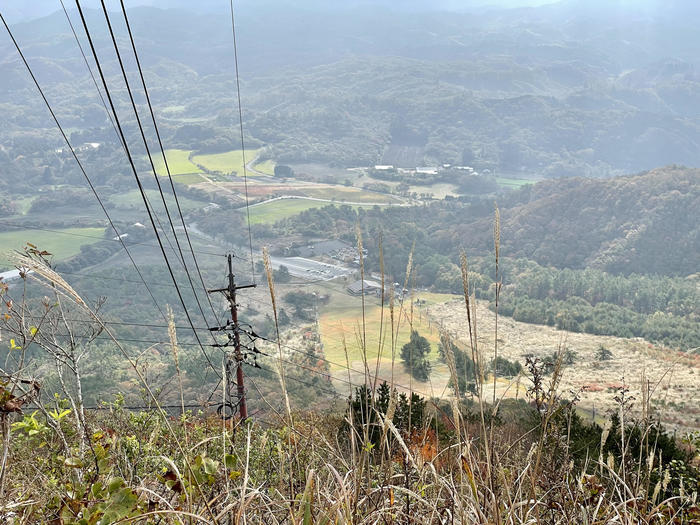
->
249, 194, 407, 208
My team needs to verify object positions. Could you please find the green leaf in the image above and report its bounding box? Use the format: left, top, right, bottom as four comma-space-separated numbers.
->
107, 477, 125, 493
91, 481, 105, 499
224, 454, 237, 469
64, 456, 83, 468
29, 326, 38, 336
202, 457, 219, 476
9, 338, 21, 350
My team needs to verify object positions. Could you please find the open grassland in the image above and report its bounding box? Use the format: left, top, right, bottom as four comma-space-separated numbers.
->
170, 173, 208, 185
494, 176, 534, 188
151, 149, 202, 175
319, 291, 457, 397
248, 198, 381, 224
109, 189, 205, 212
408, 182, 459, 198
429, 299, 700, 431
319, 290, 700, 430
303, 185, 400, 203
253, 159, 276, 175
248, 198, 333, 224
192, 149, 262, 176
0, 227, 104, 270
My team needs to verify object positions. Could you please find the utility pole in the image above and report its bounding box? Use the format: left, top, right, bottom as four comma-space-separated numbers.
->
208, 254, 256, 421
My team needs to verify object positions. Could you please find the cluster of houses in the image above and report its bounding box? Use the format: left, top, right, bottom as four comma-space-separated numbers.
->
373, 164, 483, 176
54, 142, 101, 155
298, 239, 365, 265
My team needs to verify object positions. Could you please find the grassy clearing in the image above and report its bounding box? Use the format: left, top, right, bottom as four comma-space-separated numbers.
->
248, 198, 379, 224
170, 173, 208, 185
494, 176, 533, 188
253, 159, 276, 175
192, 149, 262, 176
0, 227, 104, 270
408, 182, 460, 199
430, 298, 700, 430
151, 149, 202, 175
109, 189, 204, 212
248, 198, 335, 224
320, 291, 458, 371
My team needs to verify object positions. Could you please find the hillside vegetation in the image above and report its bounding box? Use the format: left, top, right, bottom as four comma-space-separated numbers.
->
468, 166, 700, 275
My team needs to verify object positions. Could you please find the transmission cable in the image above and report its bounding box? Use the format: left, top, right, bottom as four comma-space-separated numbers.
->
98, 0, 217, 335
59, 0, 121, 148
229, 0, 256, 282
0, 10, 167, 323
74, 0, 220, 378
118, 0, 223, 327
58, 0, 200, 275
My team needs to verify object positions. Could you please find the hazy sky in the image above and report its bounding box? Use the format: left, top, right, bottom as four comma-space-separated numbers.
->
2, 0, 560, 24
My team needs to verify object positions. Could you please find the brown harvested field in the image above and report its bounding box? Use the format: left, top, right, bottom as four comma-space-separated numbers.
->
427, 300, 700, 431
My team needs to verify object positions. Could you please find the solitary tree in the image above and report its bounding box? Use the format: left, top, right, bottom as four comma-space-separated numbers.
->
400, 330, 431, 382
596, 345, 613, 361
273, 164, 294, 178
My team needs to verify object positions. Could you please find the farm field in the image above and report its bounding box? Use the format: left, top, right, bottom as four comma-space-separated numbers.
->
408, 182, 459, 199
302, 185, 400, 203
494, 176, 535, 188
0, 227, 105, 270
247, 198, 377, 224
319, 291, 457, 398
317, 291, 700, 430
109, 189, 205, 212
192, 149, 262, 176
253, 159, 276, 175
151, 149, 202, 176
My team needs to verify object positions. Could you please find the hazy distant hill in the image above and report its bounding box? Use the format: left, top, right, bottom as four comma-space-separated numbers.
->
1, 0, 699, 176
462, 166, 700, 275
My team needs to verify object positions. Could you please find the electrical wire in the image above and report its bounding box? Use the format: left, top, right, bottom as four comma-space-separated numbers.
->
74, 0, 220, 379
0, 10, 167, 323
229, 0, 256, 282
118, 0, 223, 327
59, 0, 122, 148
99, 0, 218, 339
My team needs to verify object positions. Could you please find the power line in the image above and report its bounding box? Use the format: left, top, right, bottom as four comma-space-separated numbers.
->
58, 0, 206, 279
229, 0, 256, 283
118, 0, 223, 328
59, 0, 121, 147
0, 220, 228, 259
74, 0, 219, 379
0, 9, 167, 323
99, 0, 216, 338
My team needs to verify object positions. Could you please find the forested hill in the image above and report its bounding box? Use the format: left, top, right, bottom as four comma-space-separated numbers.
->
462, 166, 699, 275
283, 166, 698, 278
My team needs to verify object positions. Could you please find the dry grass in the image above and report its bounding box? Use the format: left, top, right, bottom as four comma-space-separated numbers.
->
2, 222, 698, 524
429, 299, 700, 432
